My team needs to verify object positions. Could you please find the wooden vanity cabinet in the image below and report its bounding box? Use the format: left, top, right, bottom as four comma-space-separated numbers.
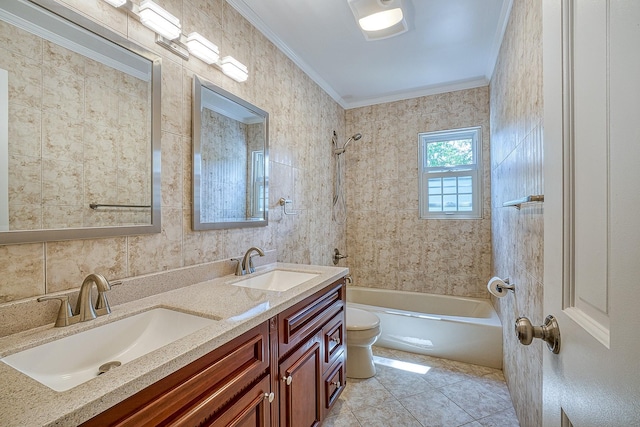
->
81, 322, 271, 427
276, 279, 346, 427
82, 277, 346, 427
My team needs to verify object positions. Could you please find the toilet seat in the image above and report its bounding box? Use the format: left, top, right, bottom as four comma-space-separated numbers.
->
346, 307, 380, 330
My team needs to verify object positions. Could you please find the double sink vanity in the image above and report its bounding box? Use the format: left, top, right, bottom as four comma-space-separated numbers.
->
0, 262, 348, 426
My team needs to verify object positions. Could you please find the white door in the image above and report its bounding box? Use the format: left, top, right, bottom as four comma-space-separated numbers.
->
542, 0, 640, 425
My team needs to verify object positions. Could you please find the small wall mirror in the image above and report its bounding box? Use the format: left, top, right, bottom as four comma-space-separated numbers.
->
0, 0, 161, 245
192, 75, 268, 230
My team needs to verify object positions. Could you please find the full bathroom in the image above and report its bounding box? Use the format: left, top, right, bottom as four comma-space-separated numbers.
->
1, 0, 639, 426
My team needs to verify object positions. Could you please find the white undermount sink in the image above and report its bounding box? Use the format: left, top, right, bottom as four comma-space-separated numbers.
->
229, 270, 319, 292
1, 308, 217, 392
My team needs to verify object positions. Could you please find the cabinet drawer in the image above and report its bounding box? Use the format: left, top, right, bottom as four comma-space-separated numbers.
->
322, 311, 345, 371
202, 375, 272, 427
323, 357, 345, 415
278, 280, 345, 357
82, 322, 270, 427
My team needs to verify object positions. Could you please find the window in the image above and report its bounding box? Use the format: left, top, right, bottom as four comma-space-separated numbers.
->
418, 127, 482, 219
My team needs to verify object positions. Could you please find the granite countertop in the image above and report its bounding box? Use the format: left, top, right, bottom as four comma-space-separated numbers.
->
0, 262, 348, 427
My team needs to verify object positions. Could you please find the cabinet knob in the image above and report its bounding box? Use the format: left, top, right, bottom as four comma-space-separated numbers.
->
282, 375, 293, 385
331, 380, 341, 389
264, 392, 275, 403
330, 336, 341, 345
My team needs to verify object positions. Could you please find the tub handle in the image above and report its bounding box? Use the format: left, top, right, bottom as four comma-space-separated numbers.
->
282, 375, 293, 385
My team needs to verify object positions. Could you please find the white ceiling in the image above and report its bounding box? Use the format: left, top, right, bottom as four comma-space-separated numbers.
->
226, 0, 513, 109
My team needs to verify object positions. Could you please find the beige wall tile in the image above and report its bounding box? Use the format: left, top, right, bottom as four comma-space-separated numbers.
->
490, 1, 543, 426
0, 244, 45, 303
345, 87, 492, 298
45, 238, 127, 293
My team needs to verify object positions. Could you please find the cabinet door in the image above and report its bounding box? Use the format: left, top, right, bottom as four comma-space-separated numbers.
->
279, 336, 322, 427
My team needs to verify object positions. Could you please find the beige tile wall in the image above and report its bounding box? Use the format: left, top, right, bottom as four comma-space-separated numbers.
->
344, 87, 492, 298
0, 0, 345, 309
489, 1, 543, 426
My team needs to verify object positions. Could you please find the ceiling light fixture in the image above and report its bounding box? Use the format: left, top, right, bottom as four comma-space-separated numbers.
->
348, 0, 408, 41
101, 0, 248, 82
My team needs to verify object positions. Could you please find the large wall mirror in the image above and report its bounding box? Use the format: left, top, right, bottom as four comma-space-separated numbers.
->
193, 75, 268, 230
0, 0, 161, 245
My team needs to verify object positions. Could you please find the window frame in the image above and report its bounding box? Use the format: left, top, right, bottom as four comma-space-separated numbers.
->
418, 126, 483, 219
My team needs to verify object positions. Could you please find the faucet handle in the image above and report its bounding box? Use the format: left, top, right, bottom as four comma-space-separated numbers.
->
37, 295, 73, 327
94, 280, 120, 316
231, 258, 244, 276
247, 253, 262, 273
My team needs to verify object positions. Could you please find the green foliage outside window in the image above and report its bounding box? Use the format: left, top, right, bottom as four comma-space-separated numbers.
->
426, 139, 473, 168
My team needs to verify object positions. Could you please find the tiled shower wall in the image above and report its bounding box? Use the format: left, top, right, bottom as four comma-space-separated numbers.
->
344, 87, 492, 298
489, 1, 543, 426
0, 0, 344, 307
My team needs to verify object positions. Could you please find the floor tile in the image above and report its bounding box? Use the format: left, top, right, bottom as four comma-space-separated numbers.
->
351, 400, 422, 427
439, 379, 512, 419
400, 390, 475, 427
325, 346, 520, 427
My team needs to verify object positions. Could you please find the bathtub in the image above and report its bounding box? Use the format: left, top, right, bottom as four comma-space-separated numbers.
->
346, 287, 503, 369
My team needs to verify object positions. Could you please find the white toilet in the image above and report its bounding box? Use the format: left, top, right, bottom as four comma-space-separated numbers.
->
346, 307, 381, 379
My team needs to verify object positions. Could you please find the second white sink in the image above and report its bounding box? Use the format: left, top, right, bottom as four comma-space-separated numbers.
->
1, 308, 217, 392
229, 270, 319, 292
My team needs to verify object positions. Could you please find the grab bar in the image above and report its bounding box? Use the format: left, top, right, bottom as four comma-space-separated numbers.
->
502, 195, 544, 209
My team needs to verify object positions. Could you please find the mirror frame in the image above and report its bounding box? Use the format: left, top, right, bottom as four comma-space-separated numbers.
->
192, 75, 269, 230
0, 0, 161, 245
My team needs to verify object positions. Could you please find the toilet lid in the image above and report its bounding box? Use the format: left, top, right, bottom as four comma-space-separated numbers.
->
346, 307, 380, 330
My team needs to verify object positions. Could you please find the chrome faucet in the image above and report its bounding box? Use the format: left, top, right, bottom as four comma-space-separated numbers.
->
233, 247, 265, 276
37, 273, 117, 327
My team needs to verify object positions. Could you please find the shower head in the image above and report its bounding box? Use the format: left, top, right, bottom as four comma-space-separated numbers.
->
333, 132, 363, 155
342, 133, 363, 151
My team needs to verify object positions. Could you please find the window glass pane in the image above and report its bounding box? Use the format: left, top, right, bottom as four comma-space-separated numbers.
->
458, 194, 473, 211
443, 195, 457, 211
426, 138, 473, 168
458, 176, 473, 194
428, 195, 442, 211
442, 177, 457, 194
428, 178, 442, 195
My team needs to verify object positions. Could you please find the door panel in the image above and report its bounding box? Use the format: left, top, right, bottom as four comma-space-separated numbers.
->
543, 0, 640, 425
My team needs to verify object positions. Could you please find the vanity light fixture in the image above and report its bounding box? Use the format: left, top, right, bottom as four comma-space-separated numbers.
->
103, 0, 127, 7
101, 0, 248, 82
220, 56, 248, 82
138, 0, 182, 41
348, 0, 408, 41
186, 32, 219, 64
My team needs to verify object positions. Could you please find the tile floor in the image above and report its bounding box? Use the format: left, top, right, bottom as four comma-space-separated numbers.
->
325, 346, 520, 427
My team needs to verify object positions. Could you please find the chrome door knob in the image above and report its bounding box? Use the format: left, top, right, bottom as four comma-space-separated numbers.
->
515, 315, 561, 354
